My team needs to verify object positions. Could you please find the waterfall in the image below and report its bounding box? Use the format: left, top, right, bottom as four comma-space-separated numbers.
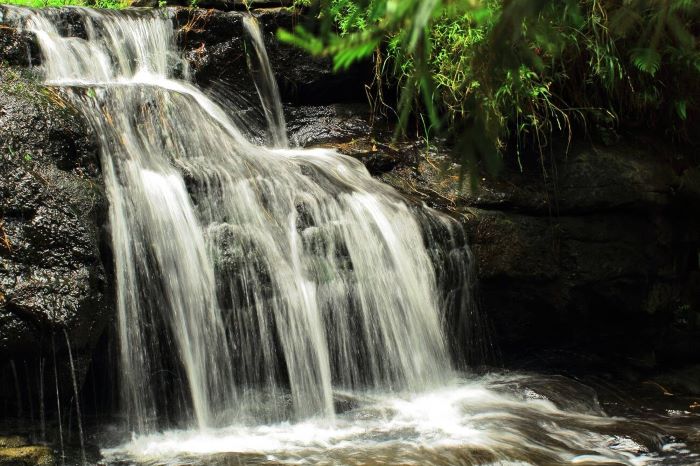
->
243, 15, 288, 148
19, 7, 475, 433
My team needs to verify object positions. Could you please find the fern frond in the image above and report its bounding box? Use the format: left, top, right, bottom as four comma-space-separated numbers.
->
631, 47, 661, 76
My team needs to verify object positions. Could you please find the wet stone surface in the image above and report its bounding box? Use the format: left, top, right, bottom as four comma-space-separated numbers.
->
0, 7, 698, 465
0, 64, 110, 418
362, 137, 700, 369
174, 7, 371, 105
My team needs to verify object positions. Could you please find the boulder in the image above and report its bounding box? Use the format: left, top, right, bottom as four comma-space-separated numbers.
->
0, 8, 38, 67
0, 64, 110, 420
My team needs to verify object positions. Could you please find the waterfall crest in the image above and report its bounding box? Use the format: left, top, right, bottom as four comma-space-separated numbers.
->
20, 7, 476, 432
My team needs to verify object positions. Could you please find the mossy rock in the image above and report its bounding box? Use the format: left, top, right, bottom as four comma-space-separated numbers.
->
0, 435, 29, 448
0, 445, 53, 466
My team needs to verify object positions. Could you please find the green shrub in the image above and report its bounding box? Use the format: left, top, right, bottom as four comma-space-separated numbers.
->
283, 0, 700, 180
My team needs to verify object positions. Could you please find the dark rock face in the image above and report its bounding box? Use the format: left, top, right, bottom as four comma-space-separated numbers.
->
0, 435, 53, 465
174, 7, 371, 105
0, 65, 110, 418
376, 141, 700, 369
0, 6, 88, 64
0, 7, 38, 67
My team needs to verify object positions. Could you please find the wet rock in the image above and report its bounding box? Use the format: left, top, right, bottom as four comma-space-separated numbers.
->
0, 13, 38, 67
0, 435, 53, 466
0, 65, 110, 418
203, 0, 290, 9
131, 0, 160, 6
0, 446, 53, 466
554, 144, 678, 212
380, 141, 685, 215
372, 138, 700, 367
654, 365, 700, 396
133, 0, 292, 8
0, 0, 696, 417
0, 435, 29, 448
286, 104, 372, 147
0, 6, 88, 48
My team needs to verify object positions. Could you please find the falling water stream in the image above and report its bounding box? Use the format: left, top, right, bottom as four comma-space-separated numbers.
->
3, 6, 699, 465
243, 15, 287, 148
64, 329, 86, 465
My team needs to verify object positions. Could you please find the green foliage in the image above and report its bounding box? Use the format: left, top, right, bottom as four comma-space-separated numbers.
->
2, 0, 127, 8
631, 48, 662, 76
281, 0, 700, 181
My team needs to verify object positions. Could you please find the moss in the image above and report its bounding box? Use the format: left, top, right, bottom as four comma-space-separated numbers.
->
0, 435, 29, 448
0, 62, 84, 120
0, 445, 53, 466
0, 64, 41, 100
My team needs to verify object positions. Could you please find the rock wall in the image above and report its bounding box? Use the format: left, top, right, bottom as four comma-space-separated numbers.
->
0, 59, 110, 419
174, 7, 371, 105
378, 140, 700, 370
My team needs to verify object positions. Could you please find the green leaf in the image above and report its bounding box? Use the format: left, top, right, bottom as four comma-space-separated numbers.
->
631, 47, 661, 76
277, 27, 325, 56
674, 100, 687, 120
331, 36, 380, 70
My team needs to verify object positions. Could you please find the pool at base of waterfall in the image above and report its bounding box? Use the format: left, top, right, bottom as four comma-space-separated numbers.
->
98, 373, 699, 466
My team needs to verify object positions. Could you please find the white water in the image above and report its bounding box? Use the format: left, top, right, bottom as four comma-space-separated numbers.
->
101, 373, 682, 466
243, 15, 288, 148
20, 7, 456, 431
7, 6, 694, 465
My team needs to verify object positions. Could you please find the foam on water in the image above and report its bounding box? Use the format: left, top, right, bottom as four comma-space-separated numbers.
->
102, 374, 664, 466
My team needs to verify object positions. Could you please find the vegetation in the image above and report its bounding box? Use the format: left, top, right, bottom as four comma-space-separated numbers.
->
4, 0, 697, 178
2, 0, 126, 9
282, 0, 700, 179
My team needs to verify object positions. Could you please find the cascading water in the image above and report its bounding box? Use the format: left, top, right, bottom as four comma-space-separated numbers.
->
7, 6, 698, 466
22, 7, 455, 431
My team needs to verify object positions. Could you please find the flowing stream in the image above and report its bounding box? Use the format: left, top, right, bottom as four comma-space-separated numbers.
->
5, 6, 699, 465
